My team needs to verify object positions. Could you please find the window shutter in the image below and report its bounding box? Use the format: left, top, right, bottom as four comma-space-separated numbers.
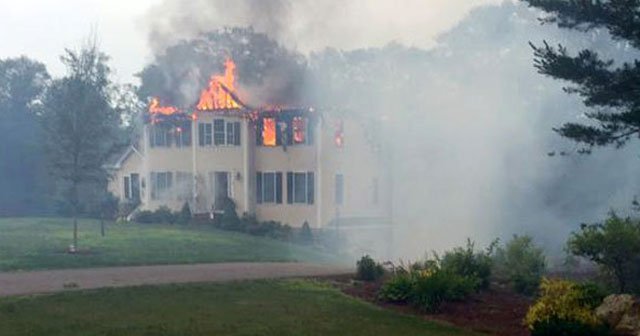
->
256, 172, 263, 204
234, 122, 241, 145
149, 127, 155, 148
307, 172, 315, 205
276, 172, 283, 204
167, 172, 173, 191
150, 172, 157, 200
307, 118, 314, 145
275, 118, 282, 146
124, 176, 131, 199
256, 118, 263, 145
286, 172, 293, 204
198, 123, 205, 146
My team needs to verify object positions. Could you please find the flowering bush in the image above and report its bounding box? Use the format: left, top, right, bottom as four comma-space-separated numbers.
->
525, 278, 610, 336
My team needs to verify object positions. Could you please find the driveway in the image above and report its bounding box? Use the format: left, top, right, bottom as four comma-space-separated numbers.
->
0, 262, 352, 297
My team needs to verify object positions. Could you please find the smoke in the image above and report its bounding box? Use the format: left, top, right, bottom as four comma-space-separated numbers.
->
141, 0, 640, 260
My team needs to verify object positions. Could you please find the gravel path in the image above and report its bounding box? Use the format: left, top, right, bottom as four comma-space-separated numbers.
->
0, 263, 352, 297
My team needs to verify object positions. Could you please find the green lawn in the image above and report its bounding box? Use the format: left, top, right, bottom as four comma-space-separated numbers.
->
0, 218, 338, 271
0, 280, 480, 336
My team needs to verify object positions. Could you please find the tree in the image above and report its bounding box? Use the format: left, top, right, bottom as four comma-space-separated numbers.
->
137, 27, 307, 107
524, 0, 640, 150
0, 57, 50, 216
41, 41, 120, 251
567, 212, 640, 293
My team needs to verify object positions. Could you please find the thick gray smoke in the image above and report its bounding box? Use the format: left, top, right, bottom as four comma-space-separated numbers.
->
142, 0, 640, 260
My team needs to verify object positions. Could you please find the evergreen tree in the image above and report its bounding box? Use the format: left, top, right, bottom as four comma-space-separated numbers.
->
525, 0, 640, 150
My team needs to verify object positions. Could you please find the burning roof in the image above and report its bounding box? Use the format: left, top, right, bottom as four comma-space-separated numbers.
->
146, 57, 312, 125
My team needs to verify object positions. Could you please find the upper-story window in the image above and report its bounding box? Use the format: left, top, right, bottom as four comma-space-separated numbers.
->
200, 119, 240, 146
150, 125, 171, 147
257, 115, 313, 147
174, 122, 191, 147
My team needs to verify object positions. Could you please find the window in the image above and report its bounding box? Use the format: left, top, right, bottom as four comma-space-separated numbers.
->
335, 174, 344, 205
292, 117, 306, 144
262, 117, 277, 146
198, 123, 212, 146
174, 122, 191, 147
150, 125, 171, 147
256, 172, 282, 204
213, 119, 225, 145
124, 176, 131, 199
287, 172, 314, 204
131, 174, 140, 201
225, 121, 241, 146
150, 172, 173, 200
176, 172, 193, 202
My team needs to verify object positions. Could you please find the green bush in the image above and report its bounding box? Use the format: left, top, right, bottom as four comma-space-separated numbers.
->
378, 272, 414, 303
575, 282, 609, 310
567, 212, 640, 293
133, 206, 176, 224
494, 235, 546, 295
440, 239, 494, 290
176, 202, 192, 225
356, 255, 384, 281
525, 278, 610, 336
298, 221, 314, 245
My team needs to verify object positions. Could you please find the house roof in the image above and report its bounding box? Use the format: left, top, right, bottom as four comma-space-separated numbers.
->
105, 145, 138, 171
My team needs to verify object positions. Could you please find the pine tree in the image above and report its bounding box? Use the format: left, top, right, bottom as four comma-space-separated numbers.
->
525, 0, 640, 150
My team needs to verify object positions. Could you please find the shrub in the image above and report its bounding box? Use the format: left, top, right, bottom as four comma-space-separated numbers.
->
176, 202, 192, 225
567, 212, 640, 293
298, 221, 314, 245
440, 239, 494, 290
356, 255, 384, 281
133, 210, 155, 223
525, 278, 610, 336
378, 272, 414, 303
153, 206, 176, 224
494, 235, 546, 295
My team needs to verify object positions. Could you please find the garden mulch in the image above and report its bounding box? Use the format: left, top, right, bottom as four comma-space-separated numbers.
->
328, 275, 532, 336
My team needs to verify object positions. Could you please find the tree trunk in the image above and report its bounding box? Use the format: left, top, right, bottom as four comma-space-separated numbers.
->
73, 215, 78, 252
100, 216, 105, 237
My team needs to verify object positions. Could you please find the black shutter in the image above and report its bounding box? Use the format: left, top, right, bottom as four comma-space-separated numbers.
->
307, 118, 314, 145
198, 123, 204, 146
167, 172, 173, 190
286, 172, 293, 204
256, 118, 263, 145
307, 172, 314, 205
276, 118, 282, 146
150, 172, 157, 200
124, 176, 130, 199
166, 128, 173, 147
256, 172, 263, 204
276, 172, 283, 204
287, 116, 294, 146
234, 122, 241, 145
149, 127, 155, 148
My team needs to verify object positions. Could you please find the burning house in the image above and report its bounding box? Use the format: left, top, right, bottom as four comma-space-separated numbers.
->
108, 58, 391, 230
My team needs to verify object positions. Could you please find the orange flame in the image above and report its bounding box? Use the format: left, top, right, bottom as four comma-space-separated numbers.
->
196, 58, 241, 110
149, 97, 179, 115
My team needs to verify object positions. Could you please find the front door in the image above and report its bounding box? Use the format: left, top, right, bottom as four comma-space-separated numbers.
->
213, 171, 230, 205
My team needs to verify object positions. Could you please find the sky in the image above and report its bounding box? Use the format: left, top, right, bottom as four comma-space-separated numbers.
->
0, 0, 502, 84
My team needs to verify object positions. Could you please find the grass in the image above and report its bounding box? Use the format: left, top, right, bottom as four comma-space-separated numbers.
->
0, 280, 481, 336
0, 218, 339, 271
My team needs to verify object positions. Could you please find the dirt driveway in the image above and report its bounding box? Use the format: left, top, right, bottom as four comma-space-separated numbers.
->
0, 262, 352, 297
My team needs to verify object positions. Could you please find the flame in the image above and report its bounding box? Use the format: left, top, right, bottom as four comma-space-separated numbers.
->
149, 97, 179, 115
197, 58, 241, 110
262, 117, 277, 146
334, 120, 344, 147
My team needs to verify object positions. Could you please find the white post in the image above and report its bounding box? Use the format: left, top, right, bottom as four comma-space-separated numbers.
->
242, 118, 250, 213
315, 115, 323, 229
192, 116, 198, 212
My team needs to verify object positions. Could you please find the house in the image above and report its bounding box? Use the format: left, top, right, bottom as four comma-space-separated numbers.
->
107, 60, 391, 231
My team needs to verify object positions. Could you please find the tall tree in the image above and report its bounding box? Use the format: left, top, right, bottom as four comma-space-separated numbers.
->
524, 0, 640, 150
42, 42, 120, 251
0, 57, 50, 216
